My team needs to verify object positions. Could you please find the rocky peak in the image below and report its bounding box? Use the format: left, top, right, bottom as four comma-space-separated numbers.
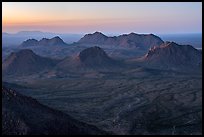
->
78, 32, 108, 44
21, 39, 39, 47
2, 49, 57, 75
144, 41, 202, 72
92, 31, 107, 36
79, 46, 109, 62
50, 36, 64, 43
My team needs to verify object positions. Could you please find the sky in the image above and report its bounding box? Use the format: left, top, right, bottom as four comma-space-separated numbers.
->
2, 2, 202, 34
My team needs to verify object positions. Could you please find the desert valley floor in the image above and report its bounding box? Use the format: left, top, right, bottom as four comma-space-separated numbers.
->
3, 70, 202, 135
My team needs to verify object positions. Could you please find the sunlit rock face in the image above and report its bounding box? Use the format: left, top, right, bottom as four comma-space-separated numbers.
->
143, 42, 202, 72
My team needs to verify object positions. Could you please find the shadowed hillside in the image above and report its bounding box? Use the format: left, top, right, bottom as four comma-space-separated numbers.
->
56, 46, 124, 72
2, 49, 59, 75
2, 86, 108, 135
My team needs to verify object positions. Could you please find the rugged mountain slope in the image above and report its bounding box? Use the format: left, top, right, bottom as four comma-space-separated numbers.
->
2, 49, 58, 75
138, 42, 202, 72
78, 46, 116, 67
20, 39, 39, 47
2, 86, 108, 135
20, 36, 68, 47
56, 46, 123, 72
78, 32, 164, 50
78, 32, 108, 45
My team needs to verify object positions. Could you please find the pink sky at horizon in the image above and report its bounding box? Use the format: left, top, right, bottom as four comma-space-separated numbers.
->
2, 2, 202, 34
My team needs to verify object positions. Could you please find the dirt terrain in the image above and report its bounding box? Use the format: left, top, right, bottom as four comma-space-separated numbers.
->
3, 69, 202, 135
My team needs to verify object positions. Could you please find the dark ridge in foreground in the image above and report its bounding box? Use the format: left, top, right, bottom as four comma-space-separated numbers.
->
2, 86, 108, 135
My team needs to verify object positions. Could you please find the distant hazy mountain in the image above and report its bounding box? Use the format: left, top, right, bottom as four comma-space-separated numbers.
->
16, 31, 51, 35
56, 46, 123, 71
2, 31, 83, 47
2, 49, 58, 75
2, 86, 107, 135
78, 32, 164, 50
159, 33, 202, 49
20, 36, 68, 47
138, 42, 202, 72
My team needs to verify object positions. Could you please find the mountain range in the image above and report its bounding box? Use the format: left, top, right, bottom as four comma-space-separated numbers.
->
77, 32, 164, 50
17, 31, 163, 50
2, 47, 122, 76
2, 31, 83, 47
2, 41, 202, 76
20, 36, 68, 47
